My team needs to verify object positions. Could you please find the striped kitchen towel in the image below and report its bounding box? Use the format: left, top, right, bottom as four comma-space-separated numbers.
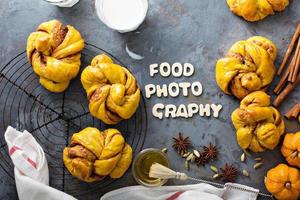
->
4, 126, 76, 200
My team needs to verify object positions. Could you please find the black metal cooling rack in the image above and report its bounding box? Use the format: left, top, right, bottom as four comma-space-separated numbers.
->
0, 43, 148, 198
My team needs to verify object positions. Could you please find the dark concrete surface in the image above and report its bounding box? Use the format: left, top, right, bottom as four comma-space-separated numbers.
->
0, 0, 299, 199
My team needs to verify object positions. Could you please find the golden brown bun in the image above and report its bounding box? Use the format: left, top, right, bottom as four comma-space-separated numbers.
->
27, 19, 84, 92
227, 0, 289, 22
231, 91, 285, 152
81, 54, 140, 124
63, 127, 132, 182
216, 36, 276, 99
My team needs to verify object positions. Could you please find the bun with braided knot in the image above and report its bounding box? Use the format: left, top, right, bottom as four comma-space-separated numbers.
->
216, 36, 277, 99
63, 127, 133, 182
27, 19, 84, 92
81, 54, 140, 125
226, 0, 289, 22
231, 91, 285, 152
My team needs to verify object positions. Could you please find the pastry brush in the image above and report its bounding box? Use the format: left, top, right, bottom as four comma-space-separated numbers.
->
149, 163, 274, 199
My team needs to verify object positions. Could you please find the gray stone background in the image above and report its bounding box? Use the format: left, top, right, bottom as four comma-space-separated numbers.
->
0, 0, 299, 199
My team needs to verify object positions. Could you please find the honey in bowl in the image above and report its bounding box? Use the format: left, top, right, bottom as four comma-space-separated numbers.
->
132, 148, 169, 187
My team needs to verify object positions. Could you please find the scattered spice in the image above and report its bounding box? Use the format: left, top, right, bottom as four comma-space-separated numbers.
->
185, 160, 190, 170
210, 165, 219, 173
273, 23, 300, 107
254, 157, 262, 161
220, 163, 238, 182
277, 23, 300, 76
182, 152, 190, 158
242, 169, 249, 177
191, 155, 195, 163
186, 153, 194, 162
195, 152, 209, 167
161, 148, 168, 153
240, 153, 246, 162
171, 135, 220, 170
180, 150, 185, 156
253, 162, 263, 169
273, 75, 300, 107
203, 143, 218, 160
172, 132, 191, 153
193, 150, 201, 158
285, 102, 300, 121
213, 174, 221, 179
243, 149, 252, 157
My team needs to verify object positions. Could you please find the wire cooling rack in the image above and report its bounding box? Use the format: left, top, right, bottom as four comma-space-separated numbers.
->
0, 43, 148, 198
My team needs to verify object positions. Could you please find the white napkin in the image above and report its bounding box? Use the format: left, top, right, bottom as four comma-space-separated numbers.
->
101, 182, 259, 200
4, 126, 76, 200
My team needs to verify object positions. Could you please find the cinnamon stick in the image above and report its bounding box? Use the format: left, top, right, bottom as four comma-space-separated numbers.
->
278, 23, 300, 76
273, 73, 300, 107
292, 45, 300, 82
285, 102, 300, 119
288, 38, 300, 82
274, 55, 296, 94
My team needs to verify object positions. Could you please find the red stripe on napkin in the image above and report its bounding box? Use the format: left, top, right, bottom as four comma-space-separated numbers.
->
166, 191, 185, 200
9, 145, 21, 156
9, 145, 37, 169
27, 158, 37, 169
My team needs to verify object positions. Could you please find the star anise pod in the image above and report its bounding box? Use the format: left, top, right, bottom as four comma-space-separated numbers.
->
195, 151, 209, 166
172, 132, 191, 153
220, 163, 238, 182
203, 143, 218, 161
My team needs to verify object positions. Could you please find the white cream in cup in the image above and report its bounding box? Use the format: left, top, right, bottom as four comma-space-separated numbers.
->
95, 0, 148, 33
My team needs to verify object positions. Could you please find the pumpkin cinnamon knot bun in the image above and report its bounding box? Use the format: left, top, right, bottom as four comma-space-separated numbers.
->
216, 36, 276, 99
226, 0, 289, 22
63, 127, 133, 182
27, 19, 84, 92
231, 91, 285, 152
81, 54, 140, 124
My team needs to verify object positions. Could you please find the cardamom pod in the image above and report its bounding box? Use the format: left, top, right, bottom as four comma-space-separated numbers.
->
193, 150, 200, 158
191, 156, 195, 163
213, 174, 220, 179
240, 153, 246, 162
243, 149, 252, 157
180, 150, 185, 156
187, 153, 194, 161
182, 152, 190, 158
253, 162, 263, 169
254, 157, 262, 161
242, 169, 249, 177
210, 165, 218, 173
161, 148, 168, 153
185, 160, 190, 170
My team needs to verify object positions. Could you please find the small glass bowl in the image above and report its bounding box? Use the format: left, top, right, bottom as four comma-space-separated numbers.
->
132, 148, 169, 187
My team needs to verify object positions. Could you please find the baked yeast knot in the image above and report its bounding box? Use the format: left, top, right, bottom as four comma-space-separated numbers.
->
81, 54, 141, 125
226, 0, 289, 22
216, 36, 277, 99
63, 127, 133, 182
27, 19, 84, 92
231, 91, 285, 152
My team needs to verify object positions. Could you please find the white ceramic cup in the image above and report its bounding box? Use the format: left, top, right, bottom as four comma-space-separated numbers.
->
95, 0, 148, 33
44, 0, 79, 7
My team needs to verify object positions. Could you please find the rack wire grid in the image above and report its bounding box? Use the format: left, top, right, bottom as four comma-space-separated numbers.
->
0, 43, 148, 198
